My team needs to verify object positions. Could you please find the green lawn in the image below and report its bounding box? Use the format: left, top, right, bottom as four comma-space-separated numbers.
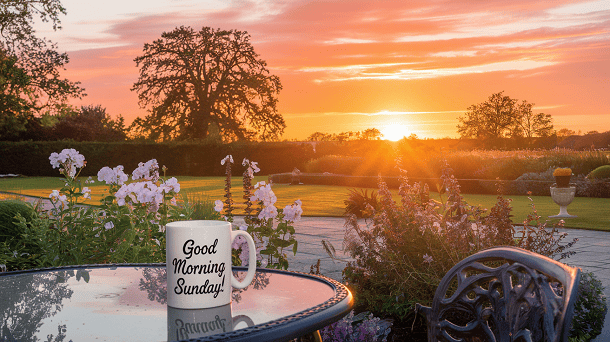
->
2, 176, 609, 231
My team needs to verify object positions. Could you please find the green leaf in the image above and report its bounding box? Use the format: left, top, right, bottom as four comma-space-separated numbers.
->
292, 240, 298, 256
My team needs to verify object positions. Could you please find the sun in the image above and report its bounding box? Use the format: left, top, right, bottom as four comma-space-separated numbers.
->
380, 124, 408, 141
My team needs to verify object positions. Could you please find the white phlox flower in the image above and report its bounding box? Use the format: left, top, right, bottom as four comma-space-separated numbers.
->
258, 205, 278, 220
132, 159, 159, 181
252, 183, 277, 207
115, 181, 164, 206
49, 190, 68, 207
82, 187, 91, 199
162, 177, 180, 193
104, 222, 114, 230
283, 199, 303, 222
97, 165, 128, 185
49, 149, 86, 178
214, 200, 224, 212
423, 254, 433, 264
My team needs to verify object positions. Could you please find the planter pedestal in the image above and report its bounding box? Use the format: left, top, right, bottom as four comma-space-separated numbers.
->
549, 185, 577, 218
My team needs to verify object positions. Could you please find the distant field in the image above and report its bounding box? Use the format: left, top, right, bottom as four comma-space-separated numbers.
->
1, 176, 609, 231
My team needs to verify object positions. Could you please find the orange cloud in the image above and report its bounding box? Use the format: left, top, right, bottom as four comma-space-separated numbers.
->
53, 0, 609, 140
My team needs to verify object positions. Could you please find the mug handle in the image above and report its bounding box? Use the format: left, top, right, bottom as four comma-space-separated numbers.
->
230, 230, 257, 289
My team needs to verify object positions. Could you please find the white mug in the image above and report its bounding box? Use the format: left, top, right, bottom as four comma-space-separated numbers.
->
166, 220, 256, 309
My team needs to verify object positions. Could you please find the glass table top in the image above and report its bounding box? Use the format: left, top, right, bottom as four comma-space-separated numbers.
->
0, 265, 350, 342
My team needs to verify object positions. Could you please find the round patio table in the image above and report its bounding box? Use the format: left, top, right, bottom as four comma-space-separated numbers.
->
0, 264, 353, 341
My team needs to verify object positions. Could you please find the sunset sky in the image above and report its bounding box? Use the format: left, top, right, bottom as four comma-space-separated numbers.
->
36, 0, 610, 140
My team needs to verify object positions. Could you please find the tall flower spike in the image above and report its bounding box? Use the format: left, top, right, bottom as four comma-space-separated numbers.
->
223, 155, 234, 220
243, 161, 255, 219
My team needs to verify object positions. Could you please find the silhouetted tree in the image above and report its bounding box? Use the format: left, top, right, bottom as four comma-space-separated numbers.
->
51, 105, 127, 141
0, 0, 84, 120
512, 100, 553, 138
457, 92, 553, 143
458, 92, 518, 140
557, 128, 576, 138
131, 26, 284, 142
307, 132, 334, 141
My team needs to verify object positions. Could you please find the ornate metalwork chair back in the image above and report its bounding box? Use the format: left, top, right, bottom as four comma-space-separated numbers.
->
417, 247, 581, 342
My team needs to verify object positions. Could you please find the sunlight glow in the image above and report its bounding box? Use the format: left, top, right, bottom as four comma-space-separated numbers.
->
381, 124, 409, 141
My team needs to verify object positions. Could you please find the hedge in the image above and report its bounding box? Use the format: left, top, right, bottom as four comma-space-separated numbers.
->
0, 141, 317, 177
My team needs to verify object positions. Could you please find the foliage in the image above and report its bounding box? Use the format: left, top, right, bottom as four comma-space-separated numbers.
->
307, 128, 382, 142
430, 149, 610, 180
215, 155, 300, 270
569, 272, 607, 341
320, 310, 392, 342
0, 148, 197, 271
305, 155, 365, 175
340, 162, 577, 320
0, 199, 39, 270
587, 165, 610, 180
0, 200, 35, 243
344, 188, 379, 218
304, 141, 398, 177
0, 0, 84, 123
131, 26, 284, 142
184, 194, 222, 221
50, 105, 127, 141
457, 91, 553, 144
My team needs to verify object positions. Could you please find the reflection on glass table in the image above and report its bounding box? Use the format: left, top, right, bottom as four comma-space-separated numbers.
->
0, 264, 353, 342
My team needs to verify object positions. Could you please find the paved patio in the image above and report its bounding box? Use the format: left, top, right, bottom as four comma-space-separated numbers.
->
281, 216, 610, 342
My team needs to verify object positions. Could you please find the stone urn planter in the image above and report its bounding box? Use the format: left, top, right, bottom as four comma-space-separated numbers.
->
549, 186, 577, 218
550, 168, 576, 218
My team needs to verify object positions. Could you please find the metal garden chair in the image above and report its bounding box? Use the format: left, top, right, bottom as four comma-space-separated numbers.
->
416, 246, 581, 342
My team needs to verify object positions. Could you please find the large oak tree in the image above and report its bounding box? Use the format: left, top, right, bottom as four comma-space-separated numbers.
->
131, 26, 285, 142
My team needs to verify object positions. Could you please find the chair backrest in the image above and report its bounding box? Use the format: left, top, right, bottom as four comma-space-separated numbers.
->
417, 246, 581, 342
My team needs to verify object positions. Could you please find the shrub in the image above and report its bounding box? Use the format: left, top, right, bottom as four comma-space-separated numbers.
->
576, 176, 610, 198
587, 165, 610, 180
0, 200, 36, 244
344, 189, 379, 218
513, 168, 554, 195
0, 200, 40, 270
184, 194, 222, 220
340, 162, 577, 322
570, 272, 608, 341
305, 155, 366, 175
